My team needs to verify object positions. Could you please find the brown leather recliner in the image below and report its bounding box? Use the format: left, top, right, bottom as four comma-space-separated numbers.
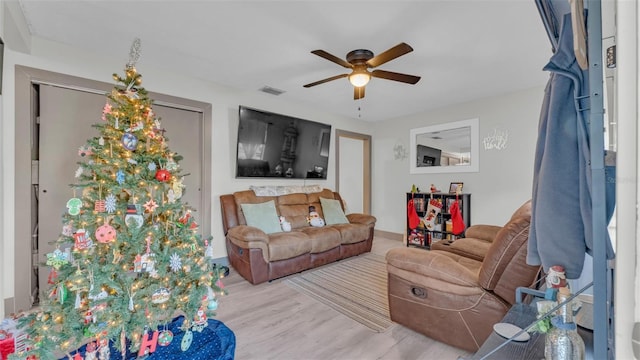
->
386, 204, 540, 352
430, 200, 532, 261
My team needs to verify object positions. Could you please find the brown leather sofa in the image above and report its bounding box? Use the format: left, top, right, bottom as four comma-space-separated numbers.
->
385, 201, 539, 352
220, 188, 376, 284
430, 200, 532, 261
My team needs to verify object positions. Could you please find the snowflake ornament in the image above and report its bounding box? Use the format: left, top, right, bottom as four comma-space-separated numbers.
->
169, 253, 182, 272
46, 249, 70, 269
105, 194, 117, 213
148, 162, 157, 171
116, 170, 125, 185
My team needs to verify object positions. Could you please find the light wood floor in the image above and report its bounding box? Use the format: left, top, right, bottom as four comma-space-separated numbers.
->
215, 235, 472, 360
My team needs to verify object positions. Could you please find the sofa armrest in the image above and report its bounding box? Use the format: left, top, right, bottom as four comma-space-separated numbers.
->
346, 213, 377, 226
464, 224, 502, 242
386, 248, 479, 287
227, 225, 269, 245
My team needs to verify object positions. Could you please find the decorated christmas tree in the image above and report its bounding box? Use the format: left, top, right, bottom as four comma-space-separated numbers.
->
12, 39, 224, 360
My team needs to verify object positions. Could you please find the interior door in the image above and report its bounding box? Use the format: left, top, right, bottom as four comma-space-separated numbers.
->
336, 130, 371, 214
38, 84, 203, 298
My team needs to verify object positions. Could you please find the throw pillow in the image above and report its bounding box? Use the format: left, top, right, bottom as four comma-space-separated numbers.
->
241, 200, 282, 234
320, 197, 350, 225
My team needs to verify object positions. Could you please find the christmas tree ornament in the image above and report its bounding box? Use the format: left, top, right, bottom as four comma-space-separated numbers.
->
84, 341, 98, 360
74, 292, 82, 309
94, 199, 106, 212
95, 223, 116, 243
166, 157, 178, 171
98, 136, 105, 146
167, 189, 177, 203
128, 292, 135, 312
116, 169, 125, 184
97, 338, 110, 360
171, 177, 184, 200
206, 286, 218, 311
46, 249, 70, 269
101, 103, 112, 122
73, 229, 93, 250
148, 162, 157, 171
169, 252, 182, 272
120, 328, 127, 358
133, 253, 156, 273
157, 329, 173, 347
125, 204, 144, 228
180, 330, 193, 351
62, 222, 74, 236
155, 168, 171, 182
104, 194, 117, 213
47, 269, 58, 284
57, 283, 68, 304
75, 166, 84, 178
151, 287, 171, 304
112, 248, 123, 264
143, 198, 158, 213
192, 306, 208, 332
78, 145, 93, 157
66, 197, 83, 216
204, 239, 214, 259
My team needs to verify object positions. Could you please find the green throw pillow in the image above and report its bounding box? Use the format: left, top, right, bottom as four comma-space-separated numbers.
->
241, 200, 282, 234
320, 197, 350, 225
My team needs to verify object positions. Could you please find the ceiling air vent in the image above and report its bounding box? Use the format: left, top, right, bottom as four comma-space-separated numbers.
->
259, 86, 285, 96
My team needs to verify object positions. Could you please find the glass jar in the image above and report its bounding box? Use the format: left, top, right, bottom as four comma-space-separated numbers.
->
544, 288, 585, 360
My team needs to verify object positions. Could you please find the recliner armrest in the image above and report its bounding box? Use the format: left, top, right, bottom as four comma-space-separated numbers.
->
346, 213, 377, 226
386, 248, 479, 287
464, 224, 502, 242
227, 225, 270, 244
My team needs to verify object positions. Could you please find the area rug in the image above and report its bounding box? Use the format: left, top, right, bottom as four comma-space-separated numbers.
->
284, 253, 393, 332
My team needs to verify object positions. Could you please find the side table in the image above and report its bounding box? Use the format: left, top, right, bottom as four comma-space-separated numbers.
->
469, 303, 593, 360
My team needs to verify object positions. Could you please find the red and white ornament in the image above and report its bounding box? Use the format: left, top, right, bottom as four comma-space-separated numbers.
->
155, 169, 171, 182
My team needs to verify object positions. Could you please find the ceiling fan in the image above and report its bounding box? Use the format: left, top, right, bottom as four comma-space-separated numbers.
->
303, 42, 421, 100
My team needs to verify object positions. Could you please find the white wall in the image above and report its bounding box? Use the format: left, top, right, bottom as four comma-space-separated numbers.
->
372, 86, 544, 234
0, 36, 372, 309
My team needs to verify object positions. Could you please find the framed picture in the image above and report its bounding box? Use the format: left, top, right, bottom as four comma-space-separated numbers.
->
449, 182, 463, 194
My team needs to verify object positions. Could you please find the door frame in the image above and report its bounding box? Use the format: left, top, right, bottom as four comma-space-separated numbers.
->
334, 129, 371, 214
8, 65, 212, 313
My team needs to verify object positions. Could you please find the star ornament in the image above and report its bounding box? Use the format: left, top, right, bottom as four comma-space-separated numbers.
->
143, 199, 159, 213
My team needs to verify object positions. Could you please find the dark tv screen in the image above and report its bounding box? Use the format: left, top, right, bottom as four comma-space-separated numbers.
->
236, 106, 331, 179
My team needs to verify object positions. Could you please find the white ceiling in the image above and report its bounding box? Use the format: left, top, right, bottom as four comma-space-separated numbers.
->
15, 0, 552, 122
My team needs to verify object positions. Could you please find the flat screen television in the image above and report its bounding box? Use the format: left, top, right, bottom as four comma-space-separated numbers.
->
236, 106, 331, 179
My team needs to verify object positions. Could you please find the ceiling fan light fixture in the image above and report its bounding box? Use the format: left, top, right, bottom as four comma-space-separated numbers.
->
349, 72, 370, 87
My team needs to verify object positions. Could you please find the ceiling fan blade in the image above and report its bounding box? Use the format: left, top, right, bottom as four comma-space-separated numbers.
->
354, 86, 365, 100
311, 50, 353, 69
366, 43, 414, 68
303, 73, 348, 88
371, 69, 421, 84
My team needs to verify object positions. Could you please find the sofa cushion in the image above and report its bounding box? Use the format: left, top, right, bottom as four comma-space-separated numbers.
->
240, 200, 282, 234
330, 223, 370, 244
299, 226, 342, 253
307, 189, 336, 219
277, 193, 311, 230
267, 232, 312, 261
320, 197, 349, 225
